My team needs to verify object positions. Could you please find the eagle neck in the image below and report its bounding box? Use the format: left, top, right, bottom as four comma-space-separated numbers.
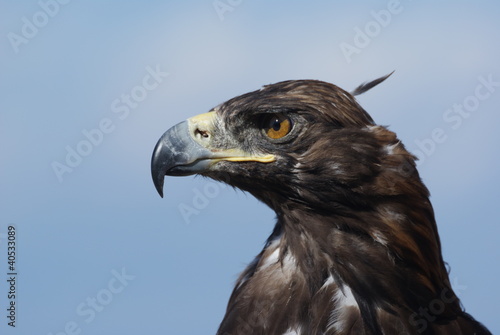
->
275, 201, 462, 334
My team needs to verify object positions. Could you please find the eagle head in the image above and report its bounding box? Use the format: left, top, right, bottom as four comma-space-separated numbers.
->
151, 75, 490, 335
152, 74, 400, 208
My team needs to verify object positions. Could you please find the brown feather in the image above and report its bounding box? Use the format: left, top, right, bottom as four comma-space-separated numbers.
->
193, 78, 490, 335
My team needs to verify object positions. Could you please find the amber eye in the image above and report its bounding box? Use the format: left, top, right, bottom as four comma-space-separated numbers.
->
262, 113, 292, 139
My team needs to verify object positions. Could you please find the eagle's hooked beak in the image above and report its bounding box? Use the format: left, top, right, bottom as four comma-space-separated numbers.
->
151, 112, 275, 197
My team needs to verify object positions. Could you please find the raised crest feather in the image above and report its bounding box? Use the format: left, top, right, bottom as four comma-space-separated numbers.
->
351, 71, 394, 96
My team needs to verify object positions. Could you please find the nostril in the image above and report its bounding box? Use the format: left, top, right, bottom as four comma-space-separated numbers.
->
195, 128, 210, 139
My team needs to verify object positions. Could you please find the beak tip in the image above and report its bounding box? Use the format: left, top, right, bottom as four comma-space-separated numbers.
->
151, 135, 168, 198
152, 173, 165, 198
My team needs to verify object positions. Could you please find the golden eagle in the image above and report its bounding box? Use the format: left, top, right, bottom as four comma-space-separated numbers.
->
151, 75, 491, 335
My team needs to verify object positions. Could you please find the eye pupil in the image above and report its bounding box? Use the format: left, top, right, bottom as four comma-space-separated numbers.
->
272, 118, 281, 131
261, 113, 293, 140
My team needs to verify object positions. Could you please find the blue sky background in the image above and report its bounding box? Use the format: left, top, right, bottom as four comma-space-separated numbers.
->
1, 1, 499, 334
